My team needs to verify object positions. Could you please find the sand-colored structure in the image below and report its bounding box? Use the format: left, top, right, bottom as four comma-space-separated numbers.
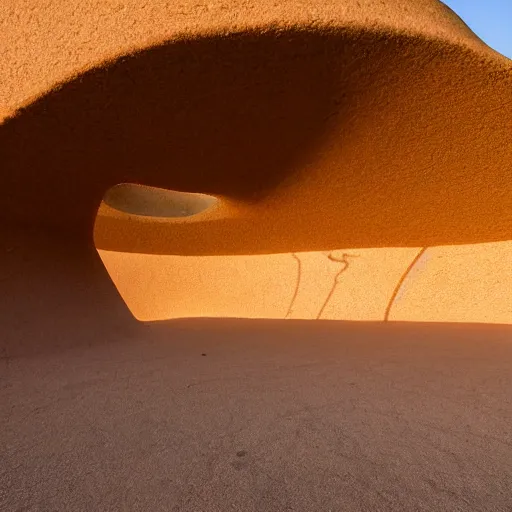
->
1, 0, 512, 510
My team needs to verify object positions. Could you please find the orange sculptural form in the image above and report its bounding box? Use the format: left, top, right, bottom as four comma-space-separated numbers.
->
1, 0, 511, 351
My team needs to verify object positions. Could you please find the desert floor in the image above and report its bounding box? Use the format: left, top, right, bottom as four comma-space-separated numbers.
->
2, 318, 512, 511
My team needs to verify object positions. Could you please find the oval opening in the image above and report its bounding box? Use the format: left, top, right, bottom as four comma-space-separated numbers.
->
103, 183, 217, 218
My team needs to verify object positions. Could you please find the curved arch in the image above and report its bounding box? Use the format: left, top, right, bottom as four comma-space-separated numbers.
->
1, 25, 510, 255
0, 2, 510, 358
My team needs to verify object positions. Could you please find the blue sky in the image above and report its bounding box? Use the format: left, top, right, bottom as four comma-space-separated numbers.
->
442, 0, 512, 58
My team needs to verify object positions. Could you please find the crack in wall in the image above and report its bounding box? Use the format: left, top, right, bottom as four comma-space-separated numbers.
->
317, 253, 360, 320
287, 249, 433, 322
285, 253, 302, 319
384, 247, 428, 322
286, 251, 359, 320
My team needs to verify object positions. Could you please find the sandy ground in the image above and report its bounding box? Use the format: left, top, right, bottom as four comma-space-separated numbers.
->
2, 319, 512, 511
2, 231, 511, 510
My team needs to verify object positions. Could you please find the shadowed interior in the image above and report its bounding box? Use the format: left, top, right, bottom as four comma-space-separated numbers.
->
2, 27, 510, 253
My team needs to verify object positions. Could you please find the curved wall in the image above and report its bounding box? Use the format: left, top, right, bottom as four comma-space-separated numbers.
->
98, 241, 512, 323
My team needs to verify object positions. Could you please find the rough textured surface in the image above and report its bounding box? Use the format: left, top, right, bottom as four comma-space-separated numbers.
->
1, 0, 511, 250
2, 321, 512, 511
0, 0, 503, 116
97, 241, 512, 323
1, 1, 512, 510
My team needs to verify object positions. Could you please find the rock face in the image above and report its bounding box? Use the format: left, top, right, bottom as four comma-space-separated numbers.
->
1, 3, 512, 510
1, 0, 511, 252
1, 0, 510, 335
1, 0, 510, 325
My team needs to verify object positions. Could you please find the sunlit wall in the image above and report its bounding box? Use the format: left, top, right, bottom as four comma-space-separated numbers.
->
98, 241, 512, 324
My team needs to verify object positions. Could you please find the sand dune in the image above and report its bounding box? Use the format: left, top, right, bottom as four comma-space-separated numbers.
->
1, 0, 512, 510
